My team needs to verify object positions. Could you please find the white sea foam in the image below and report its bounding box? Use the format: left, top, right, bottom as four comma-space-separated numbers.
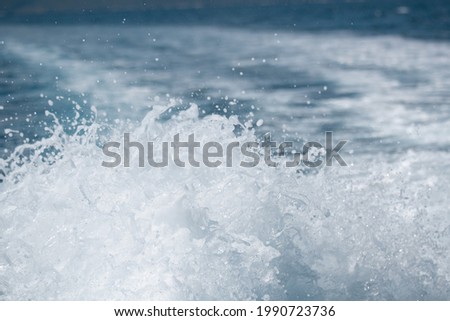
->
1, 103, 449, 300
1, 24, 450, 300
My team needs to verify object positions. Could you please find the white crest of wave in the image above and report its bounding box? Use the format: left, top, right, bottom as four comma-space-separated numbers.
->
0, 104, 449, 300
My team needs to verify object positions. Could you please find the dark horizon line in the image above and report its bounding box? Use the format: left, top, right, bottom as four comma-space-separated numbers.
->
0, 0, 417, 17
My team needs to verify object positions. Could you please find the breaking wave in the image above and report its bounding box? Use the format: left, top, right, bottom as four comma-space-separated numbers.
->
1, 101, 449, 300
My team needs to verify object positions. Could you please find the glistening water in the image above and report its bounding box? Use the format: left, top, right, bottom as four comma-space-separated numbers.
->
1, 3, 450, 300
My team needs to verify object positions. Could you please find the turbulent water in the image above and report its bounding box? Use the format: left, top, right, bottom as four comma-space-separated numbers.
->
1, 4, 450, 300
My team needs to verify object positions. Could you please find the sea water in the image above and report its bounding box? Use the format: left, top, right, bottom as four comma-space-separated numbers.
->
1, 3, 450, 300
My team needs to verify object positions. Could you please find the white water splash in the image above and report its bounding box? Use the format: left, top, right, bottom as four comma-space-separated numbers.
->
1, 104, 449, 300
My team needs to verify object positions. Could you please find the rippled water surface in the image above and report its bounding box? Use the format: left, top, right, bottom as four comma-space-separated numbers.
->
1, 3, 450, 300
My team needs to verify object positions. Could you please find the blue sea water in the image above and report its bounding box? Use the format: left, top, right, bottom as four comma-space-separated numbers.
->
0, 1, 450, 300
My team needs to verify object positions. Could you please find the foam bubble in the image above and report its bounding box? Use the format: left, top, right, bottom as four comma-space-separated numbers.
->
0, 104, 449, 300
